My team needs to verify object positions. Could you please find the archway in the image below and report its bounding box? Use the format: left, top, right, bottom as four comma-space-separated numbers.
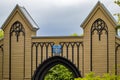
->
32, 56, 81, 80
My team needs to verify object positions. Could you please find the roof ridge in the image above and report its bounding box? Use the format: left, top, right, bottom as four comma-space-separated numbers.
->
1, 4, 39, 31
80, 1, 117, 28
19, 5, 39, 29
19, 6, 39, 29
100, 1, 117, 24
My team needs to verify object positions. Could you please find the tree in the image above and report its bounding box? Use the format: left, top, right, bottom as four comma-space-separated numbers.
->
114, 0, 120, 6
74, 72, 120, 80
0, 29, 4, 39
114, 0, 120, 36
44, 64, 74, 80
114, 0, 120, 24
71, 33, 79, 36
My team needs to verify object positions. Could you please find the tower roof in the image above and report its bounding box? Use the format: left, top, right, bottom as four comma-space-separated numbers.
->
80, 1, 117, 29
1, 4, 39, 31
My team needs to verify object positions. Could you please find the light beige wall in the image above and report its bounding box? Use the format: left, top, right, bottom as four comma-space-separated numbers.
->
0, 45, 3, 80
2, 8, 36, 80
115, 37, 120, 74
83, 8, 116, 75
83, 24, 91, 75
11, 33, 24, 80
0, 39, 3, 80
0, 51, 2, 80
31, 37, 84, 76
32, 36, 83, 43
116, 37, 120, 43
92, 31, 107, 75
117, 47, 120, 74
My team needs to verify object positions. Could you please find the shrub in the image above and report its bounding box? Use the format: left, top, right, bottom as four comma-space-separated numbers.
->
44, 64, 74, 80
75, 72, 120, 80
0, 29, 4, 39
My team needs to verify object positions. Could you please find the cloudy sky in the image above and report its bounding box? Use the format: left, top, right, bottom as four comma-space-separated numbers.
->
0, 0, 120, 36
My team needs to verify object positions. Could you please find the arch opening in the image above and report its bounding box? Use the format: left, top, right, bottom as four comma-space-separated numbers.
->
32, 56, 81, 80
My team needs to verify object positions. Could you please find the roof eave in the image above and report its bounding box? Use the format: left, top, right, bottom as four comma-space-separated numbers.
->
33, 27, 39, 31
80, 1, 100, 28
100, 2, 117, 26
1, 4, 40, 31
1, 4, 19, 30
80, 1, 117, 28
19, 6, 40, 30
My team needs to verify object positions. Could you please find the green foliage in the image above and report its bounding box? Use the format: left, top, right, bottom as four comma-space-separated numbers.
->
114, 0, 120, 24
0, 29, 4, 39
75, 72, 120, 80
44, 64, 74, 80
71, 33, 83, 36
114, 0, 120, 6
71, 33, 79, 36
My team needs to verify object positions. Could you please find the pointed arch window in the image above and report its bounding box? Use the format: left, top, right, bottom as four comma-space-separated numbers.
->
90, 18, 109, 72
91, 18, 108, 41
10, 21, 25, 42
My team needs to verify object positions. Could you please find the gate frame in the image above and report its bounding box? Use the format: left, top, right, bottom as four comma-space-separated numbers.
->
32, 56, 81, 80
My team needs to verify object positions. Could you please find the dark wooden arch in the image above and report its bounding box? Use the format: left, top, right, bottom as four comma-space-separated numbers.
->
32, 56, 81, 80
115, 42, 120, 75
90, 18, 109, 72
0, 44, 4, 79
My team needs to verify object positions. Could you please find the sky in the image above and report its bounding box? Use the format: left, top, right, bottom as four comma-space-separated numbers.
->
0, 0, 120, 36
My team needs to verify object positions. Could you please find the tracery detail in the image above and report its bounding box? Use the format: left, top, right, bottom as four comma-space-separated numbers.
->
91, 18, 108, 41
10, 21, 25, 42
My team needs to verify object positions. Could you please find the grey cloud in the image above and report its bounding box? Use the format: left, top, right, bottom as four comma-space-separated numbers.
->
35, 2, 95, 36
0, 0, 119, 36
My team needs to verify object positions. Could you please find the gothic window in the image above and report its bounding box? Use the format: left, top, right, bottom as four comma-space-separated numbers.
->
90, 18, 109, 72
10, 21, 25, 42
91, 18, 108, 41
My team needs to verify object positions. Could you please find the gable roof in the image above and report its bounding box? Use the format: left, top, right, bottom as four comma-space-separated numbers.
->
1, 4, 39, 31
80, 1, 117, 29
